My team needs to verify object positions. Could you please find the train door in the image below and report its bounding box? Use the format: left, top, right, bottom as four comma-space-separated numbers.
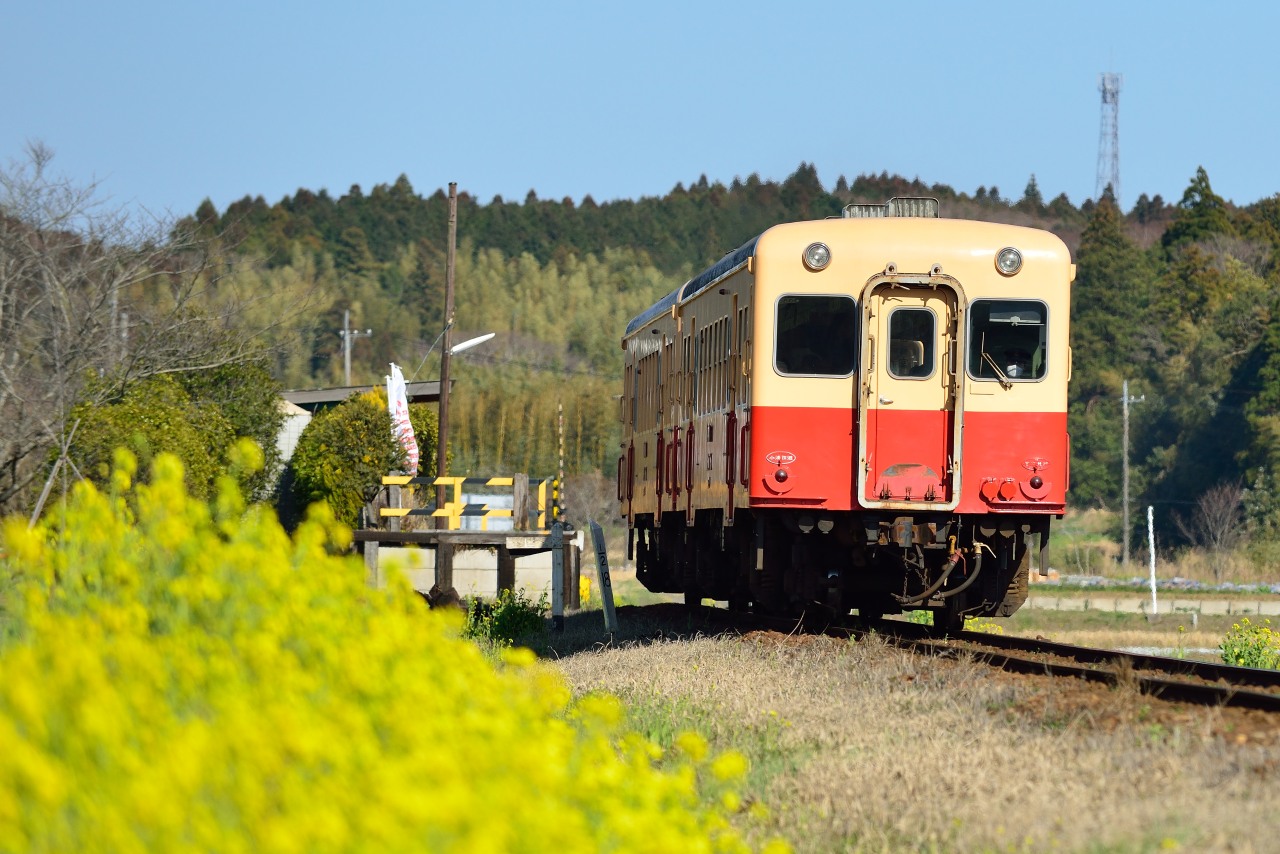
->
857, 277, 964, 509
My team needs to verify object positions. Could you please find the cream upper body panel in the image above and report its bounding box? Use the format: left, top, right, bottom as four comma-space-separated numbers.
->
750, 217, 1072, 412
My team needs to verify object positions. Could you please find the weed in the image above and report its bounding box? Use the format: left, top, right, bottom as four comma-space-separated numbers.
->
1220, 617, 1280, 669
462, 588, 547, 648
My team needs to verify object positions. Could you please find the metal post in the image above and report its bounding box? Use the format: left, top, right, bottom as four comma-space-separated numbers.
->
589, 520, 618, 634
557, 402, 565, 524
436, 183, 457, 528
551, 521, 565, 631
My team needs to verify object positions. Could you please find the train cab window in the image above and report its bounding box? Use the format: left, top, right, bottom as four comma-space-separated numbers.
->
887, 308, 936, 378
774, 295, 857, 376
967, 299, 1048, 382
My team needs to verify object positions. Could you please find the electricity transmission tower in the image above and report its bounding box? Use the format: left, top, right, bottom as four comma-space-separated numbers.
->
1096, 72, 1122, 207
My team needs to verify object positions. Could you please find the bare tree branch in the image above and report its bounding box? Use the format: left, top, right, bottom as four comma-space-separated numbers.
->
0, 143, 302, 513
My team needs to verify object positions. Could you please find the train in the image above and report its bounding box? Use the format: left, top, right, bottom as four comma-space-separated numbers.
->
616, 198, 1073, 631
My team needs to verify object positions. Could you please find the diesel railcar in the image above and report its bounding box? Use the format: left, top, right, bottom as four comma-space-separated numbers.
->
617, 198, 1073, 630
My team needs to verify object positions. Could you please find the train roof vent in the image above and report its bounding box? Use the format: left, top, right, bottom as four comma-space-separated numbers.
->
842, 197, 940, 219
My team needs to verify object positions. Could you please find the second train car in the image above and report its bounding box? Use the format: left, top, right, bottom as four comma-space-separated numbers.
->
617, 198, 1073, 630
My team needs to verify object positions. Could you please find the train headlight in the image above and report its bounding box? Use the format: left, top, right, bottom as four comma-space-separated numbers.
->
802, 242, 831, 271
995, 247, 1023, 276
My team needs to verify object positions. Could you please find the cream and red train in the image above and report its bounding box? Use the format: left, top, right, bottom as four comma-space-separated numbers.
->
617, 198, 1073, 629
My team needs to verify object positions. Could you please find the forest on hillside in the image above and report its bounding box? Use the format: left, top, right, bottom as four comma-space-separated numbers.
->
7, 146, 1280, 558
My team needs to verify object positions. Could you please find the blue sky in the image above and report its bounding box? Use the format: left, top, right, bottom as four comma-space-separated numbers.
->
4, 1, 1278, 220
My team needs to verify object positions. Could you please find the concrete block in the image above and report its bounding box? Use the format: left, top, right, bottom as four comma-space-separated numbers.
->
1113, 598, 1146, 613
1025, 596, 1057, 610
1199, 600, 1230, 616
1170, 599, 1200, 614
1258, 601, 1280, 617
1086, 596, 1117, 612
1057, 597, 1086, 611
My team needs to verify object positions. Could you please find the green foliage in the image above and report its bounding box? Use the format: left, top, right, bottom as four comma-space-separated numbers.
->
1220, 618, 1280, 669
1068, 197, 1157, 507
1163, 166, 1235, 249
192, 162, 1280, 559
462, 588, 547, 648
69, 374, 234, 499
288, 389, 435, 527
0, 448, 768, 852
175, 360, 286, 498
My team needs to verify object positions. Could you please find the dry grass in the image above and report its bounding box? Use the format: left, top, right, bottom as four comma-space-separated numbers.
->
557, 628, 1280, 852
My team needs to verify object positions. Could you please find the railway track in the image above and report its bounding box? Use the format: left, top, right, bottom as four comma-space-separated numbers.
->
629, 603, 1280, 713
847, 620, 1280, 713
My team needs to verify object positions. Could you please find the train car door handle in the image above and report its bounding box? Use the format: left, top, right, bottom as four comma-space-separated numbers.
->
879, 396, 893, 404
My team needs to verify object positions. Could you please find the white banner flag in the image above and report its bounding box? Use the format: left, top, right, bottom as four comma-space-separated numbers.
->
386, 363, 419, 475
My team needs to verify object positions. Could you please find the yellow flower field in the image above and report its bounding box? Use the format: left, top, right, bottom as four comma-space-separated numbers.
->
0, 445, 775, 853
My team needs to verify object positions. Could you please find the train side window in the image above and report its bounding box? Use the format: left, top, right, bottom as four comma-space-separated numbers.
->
967, 299, 1048, 382
774, 295, 857, 376
886, 308, 936, 379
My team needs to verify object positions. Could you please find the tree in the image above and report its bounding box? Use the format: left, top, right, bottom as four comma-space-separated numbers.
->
176, 360, 286, 498
1017, 174, 1045, 213
287, 389, 440, 528
0, 143, 294, 515
1067, 196, 1156, 507
68, 375, 235, 499
1174, 481, 1245, 566
1162, 166, 1234, 249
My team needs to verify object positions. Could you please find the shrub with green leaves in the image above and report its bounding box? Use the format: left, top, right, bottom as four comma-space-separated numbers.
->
1220, 617, 1280, 669
0, 444, 777, 852
175, 359, 285, 498
463, 588, 548, 648
289, 389, 440, 527
68, 373, 234, 499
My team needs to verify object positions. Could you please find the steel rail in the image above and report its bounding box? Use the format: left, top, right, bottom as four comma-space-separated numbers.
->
638, 604, 1280, 712
848, 620, 1280, 713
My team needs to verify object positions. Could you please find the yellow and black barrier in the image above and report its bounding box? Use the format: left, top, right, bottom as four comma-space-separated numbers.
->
378, 475, 557, 531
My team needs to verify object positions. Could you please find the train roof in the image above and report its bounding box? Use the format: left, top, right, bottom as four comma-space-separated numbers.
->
624, 235, 759, 336
623, 216, 1070, 337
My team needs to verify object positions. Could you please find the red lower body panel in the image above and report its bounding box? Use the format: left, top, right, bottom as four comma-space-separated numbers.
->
749, 406, 855, 509
747, 405, 1067, 515
957, 411, 1068, 514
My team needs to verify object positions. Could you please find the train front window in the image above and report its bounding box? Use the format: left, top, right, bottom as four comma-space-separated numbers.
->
967, 299, 1047, 383
886, 308, 936, 379
774, 295, 857, 376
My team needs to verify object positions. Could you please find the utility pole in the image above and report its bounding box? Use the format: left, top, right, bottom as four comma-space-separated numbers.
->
1121, 379, 1145, 566
339, 309, 373, 386
436, 182, 458, 527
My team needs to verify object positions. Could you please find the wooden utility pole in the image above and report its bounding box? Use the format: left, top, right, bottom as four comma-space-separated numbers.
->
1121, 379, 1144, 566
436, 183, 458, 529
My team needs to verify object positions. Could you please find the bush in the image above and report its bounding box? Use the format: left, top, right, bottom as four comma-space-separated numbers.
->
463, 588, 547, 648
176, 359, 286, 499
288, 389, 441, 528
0, 445, 769, 852
68, 374, 234, 499
1220, 618, 1280, 669
289, 388, 402, 526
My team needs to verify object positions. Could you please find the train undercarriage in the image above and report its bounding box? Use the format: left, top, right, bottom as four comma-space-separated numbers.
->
631, 509, 1049, 632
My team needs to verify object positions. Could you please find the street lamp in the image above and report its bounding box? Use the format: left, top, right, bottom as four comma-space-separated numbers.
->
449, 332, 495, 356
